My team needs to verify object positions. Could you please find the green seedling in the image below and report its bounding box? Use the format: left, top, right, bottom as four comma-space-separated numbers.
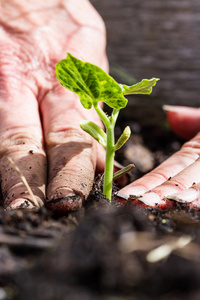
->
56, 53, 159, 201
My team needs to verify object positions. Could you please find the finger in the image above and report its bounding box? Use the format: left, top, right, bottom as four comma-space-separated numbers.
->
166, 181, 200, 208
135, 156, 200, 206
95, 143, 106, 175
119, 132, 200, 199
40, 85, 99, 215
0, 68, 46, 209
163, 105, 200, 139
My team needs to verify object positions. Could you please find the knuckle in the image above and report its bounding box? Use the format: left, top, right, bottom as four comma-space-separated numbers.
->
182, 139, 200, 157
0, 130, 44, 157
46, 127, 93, 150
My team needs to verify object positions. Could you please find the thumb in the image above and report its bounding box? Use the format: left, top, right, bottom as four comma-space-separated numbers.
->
163, 105, 200, 140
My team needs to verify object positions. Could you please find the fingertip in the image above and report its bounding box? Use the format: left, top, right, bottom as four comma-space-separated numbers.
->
4, 198, 40, 210
46, 187, 84, 216
119, 185, 147, 198
163, 105, 200, 139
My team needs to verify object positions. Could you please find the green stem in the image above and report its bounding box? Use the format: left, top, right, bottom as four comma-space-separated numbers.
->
111, 108, 120, 125
94, 104, 120, 201
103, 108, 119, 201
103, 125, 115, 200
94, 103, 109, 128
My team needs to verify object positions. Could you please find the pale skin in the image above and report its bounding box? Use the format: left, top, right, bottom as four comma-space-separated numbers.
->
0, 0, 200, 214
0, 0, 107, 214
119, 106, 200, 208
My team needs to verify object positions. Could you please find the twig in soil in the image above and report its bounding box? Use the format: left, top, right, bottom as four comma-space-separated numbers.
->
7, 156, 40, 208
0, 233, 56, 249
113, 163, 135, 181
146, 235, 192, 263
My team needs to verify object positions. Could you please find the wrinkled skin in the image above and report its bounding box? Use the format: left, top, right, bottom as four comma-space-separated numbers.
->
1, 0, 200, 214
0, 0, 107, 214
119, 106, 200, 209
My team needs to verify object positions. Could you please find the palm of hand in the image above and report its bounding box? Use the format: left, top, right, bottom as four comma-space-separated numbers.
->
0, 0, 107, 213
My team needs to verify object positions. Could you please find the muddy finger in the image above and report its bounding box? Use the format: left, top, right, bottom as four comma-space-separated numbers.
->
41, 86, 99, 215
0, 86, 46, 209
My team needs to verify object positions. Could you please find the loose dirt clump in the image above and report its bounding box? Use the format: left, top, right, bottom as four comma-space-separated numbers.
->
1, 192, 200, 300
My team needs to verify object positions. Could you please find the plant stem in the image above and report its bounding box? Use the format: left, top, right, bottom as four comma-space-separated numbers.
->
111, 108, 120, 125
94, 103, 109, 127
103, 124, 115, 200
94, 104, 120, 201
103, 109, 119, 201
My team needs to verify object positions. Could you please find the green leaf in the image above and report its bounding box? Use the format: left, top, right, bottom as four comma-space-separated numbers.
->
120, 78, 159, 95
80, 120, 107, 148
114, 126, 131, 151
56, 53, 127, 109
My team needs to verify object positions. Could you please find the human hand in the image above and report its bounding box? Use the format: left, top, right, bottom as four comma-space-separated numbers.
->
0, 0, 107, 214
118, 106, 200, 208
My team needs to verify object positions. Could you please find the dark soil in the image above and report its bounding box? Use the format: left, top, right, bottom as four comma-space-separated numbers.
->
1, 117, 200, 300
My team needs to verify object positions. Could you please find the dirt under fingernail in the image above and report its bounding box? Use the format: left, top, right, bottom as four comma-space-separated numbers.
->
46, 188, 85, 215
5, 198, 35, 210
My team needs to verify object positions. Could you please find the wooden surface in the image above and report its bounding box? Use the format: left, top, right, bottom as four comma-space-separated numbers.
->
90, 0, 200, 108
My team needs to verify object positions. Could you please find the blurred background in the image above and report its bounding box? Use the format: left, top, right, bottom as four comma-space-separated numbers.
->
90, 0, 200, 122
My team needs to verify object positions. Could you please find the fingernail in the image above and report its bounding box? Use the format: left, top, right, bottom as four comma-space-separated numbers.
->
52, 187, 77, 198
46, 187, 84, 215
167, 188, 199, 203
115, 192, 129, 200
5, 198, 35, 210
162, 105, 178, 112
137, 192, 164, 206
119, 186, 147, 198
